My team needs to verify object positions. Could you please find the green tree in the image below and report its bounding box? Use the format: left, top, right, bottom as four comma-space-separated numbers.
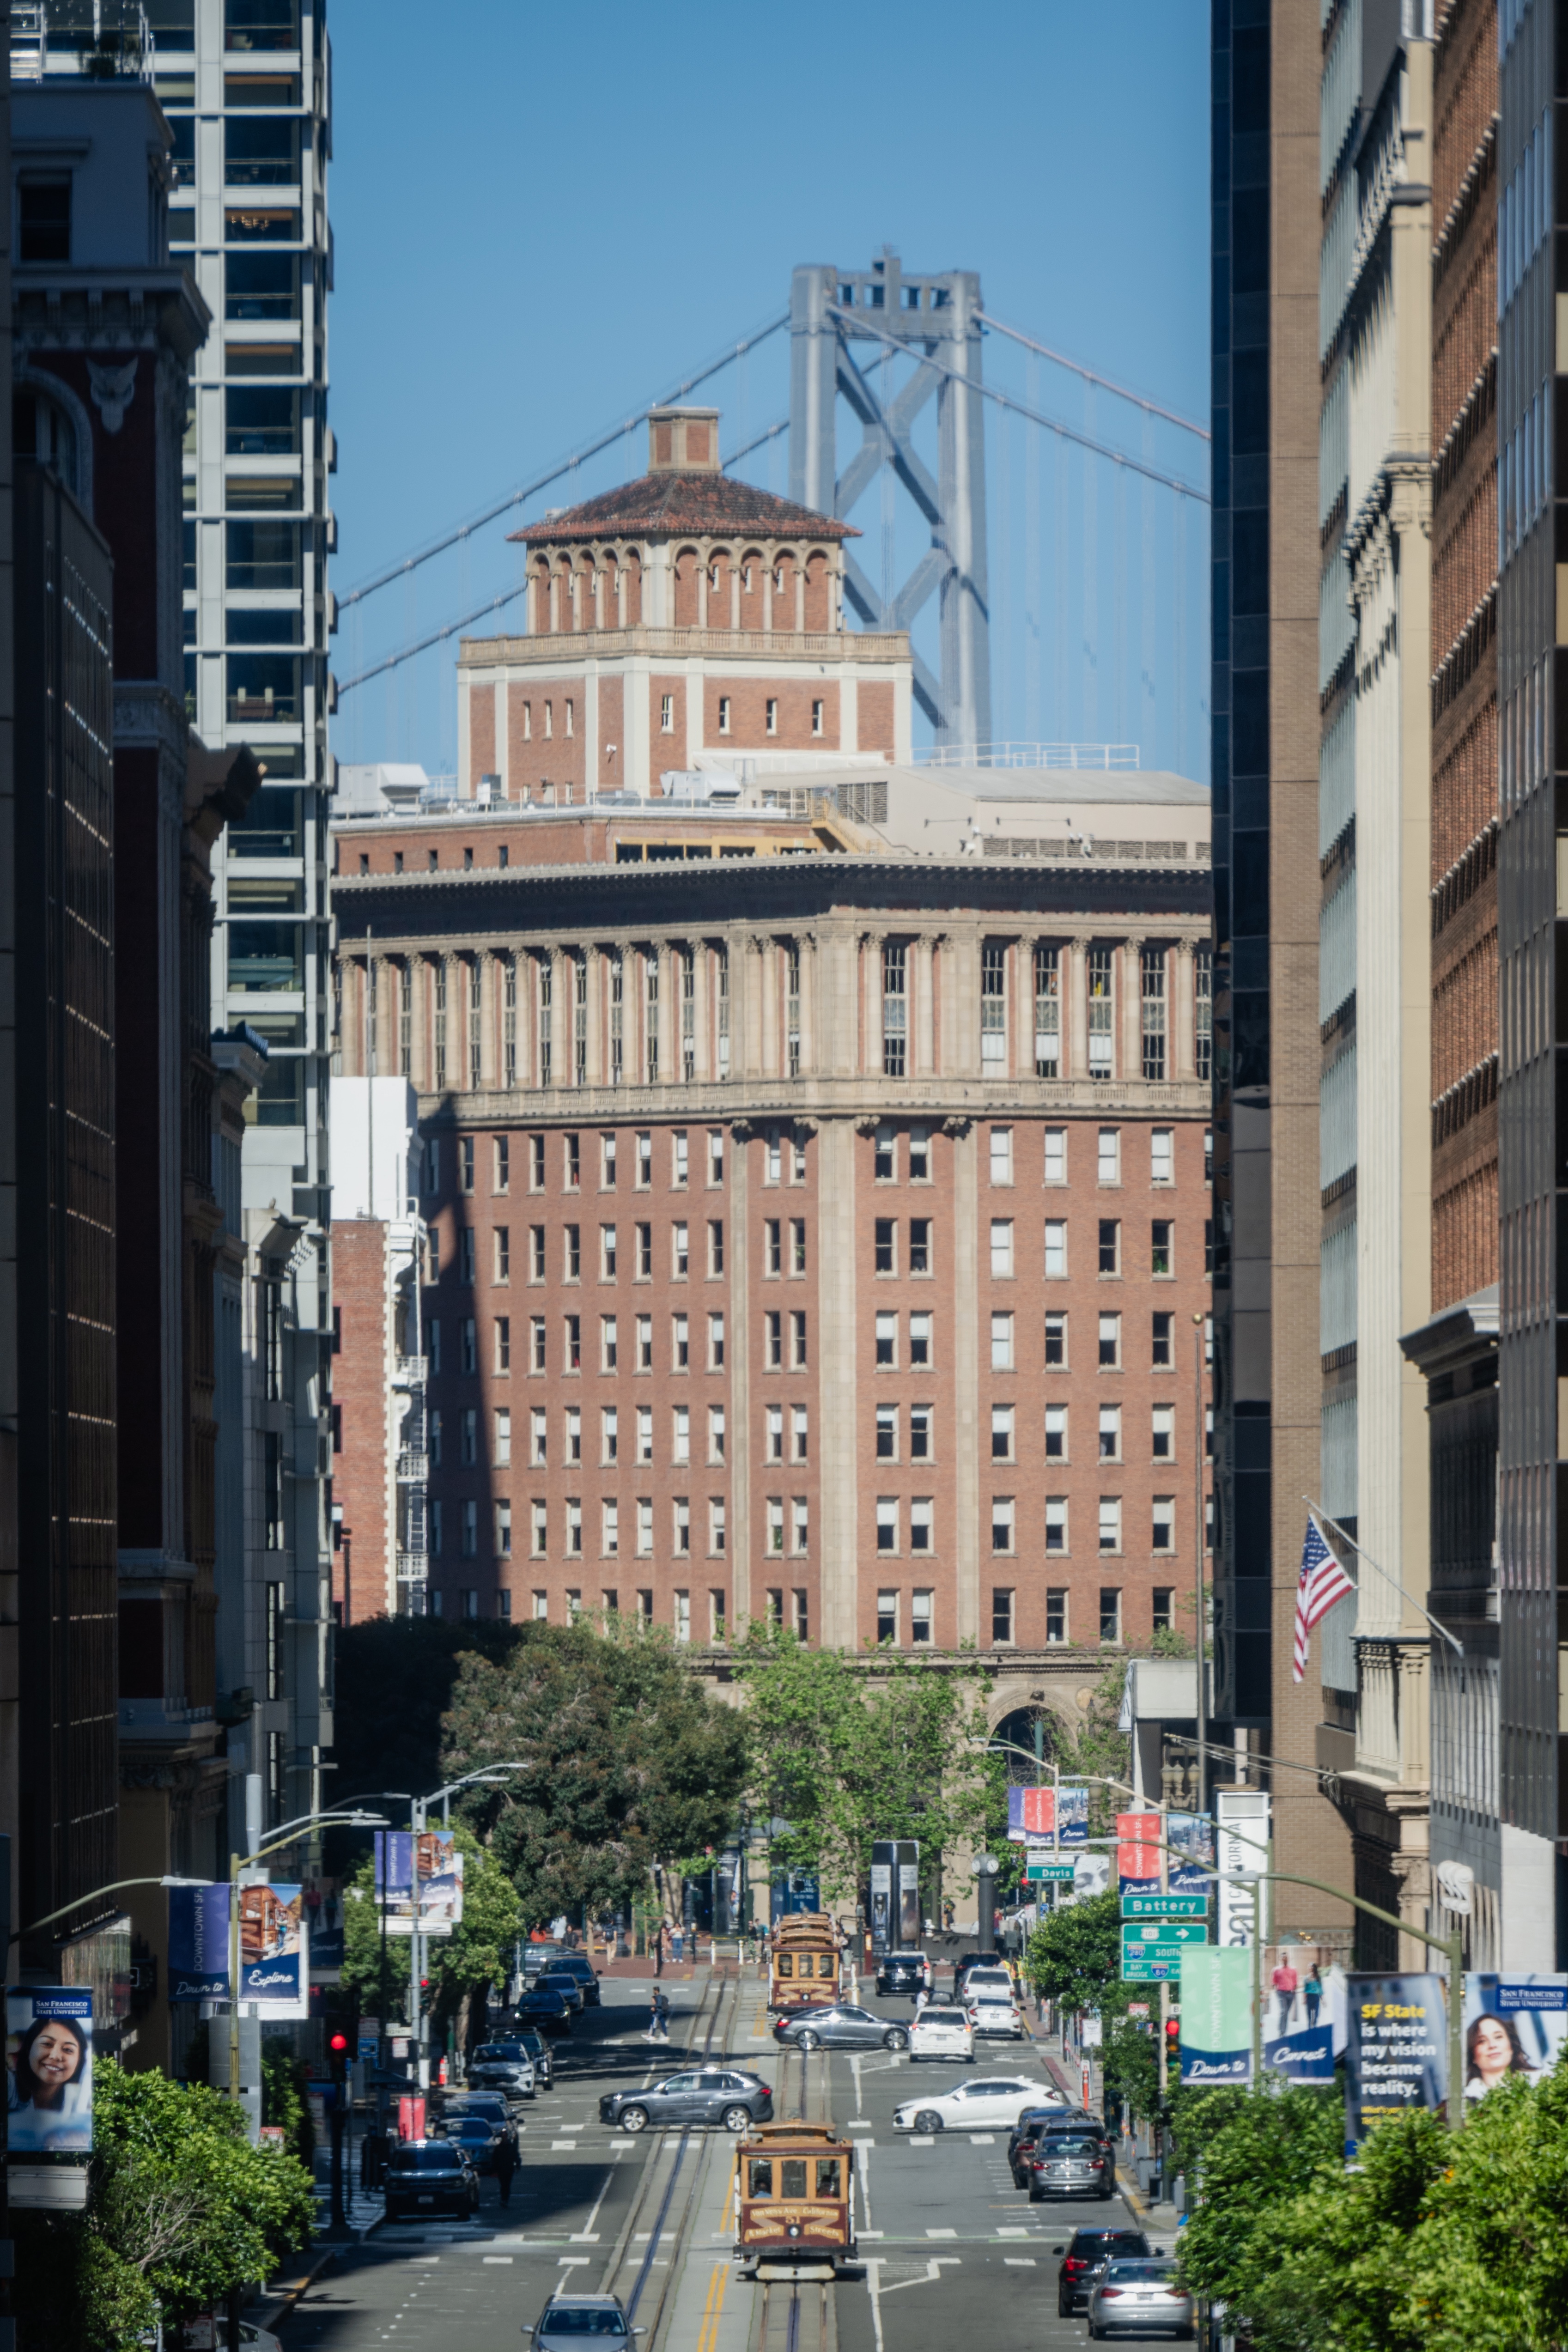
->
342, 1817, 521, 2048
439, 1617, 749, 1926
1171, 2081, 1345, 2335
1021, 1891, 1162, 2117
734, 1622, 991, 1904
14, 2058, 317, 2352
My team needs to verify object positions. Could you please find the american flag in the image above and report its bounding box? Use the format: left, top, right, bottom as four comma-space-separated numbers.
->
1292, 1515, 1355, 1683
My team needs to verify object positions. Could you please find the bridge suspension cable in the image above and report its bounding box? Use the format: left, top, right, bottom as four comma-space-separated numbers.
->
337, 415, 790, 696
828, 306, 1209, 504
977, 311, 1209, 441
336, 310, 789, 614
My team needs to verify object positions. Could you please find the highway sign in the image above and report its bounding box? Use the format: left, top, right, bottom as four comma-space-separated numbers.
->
1122, 1894, 1208, 1920
1026, 1862, 1076, 1883
1121, 1919, 1208, 1982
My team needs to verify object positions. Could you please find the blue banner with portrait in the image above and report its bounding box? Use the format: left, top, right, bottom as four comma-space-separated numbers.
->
6, 1986, 93, 2153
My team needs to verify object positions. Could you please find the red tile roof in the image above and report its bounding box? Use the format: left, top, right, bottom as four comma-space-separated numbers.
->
508, 472, 859, 547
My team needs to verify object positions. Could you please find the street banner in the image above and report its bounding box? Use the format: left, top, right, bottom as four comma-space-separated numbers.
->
6, 1986, 94, 2151
375, 1830, 463, 1937
1346, 1973, 1447, 2147
238, 1883, 308, 2016
1168, 1812, 1215, 1895
1116, 1811, 1162, 1895
1215, 1789, 1270, 1948
1007, 1786, 1056, 1841
1057, 1784, 1090, 1848
1264, 1962, 1347, 2080
1179, 1947, 1252, 2085
168, 1883, 231, 2002
1462, 1973, 1568, 2103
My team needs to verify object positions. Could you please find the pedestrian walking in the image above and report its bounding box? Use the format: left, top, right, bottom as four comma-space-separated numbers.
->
672, 1925, 684, 1964
653, 1989, 671, 2043
1304, 1963, 1323, 2030
495, 2132, 517, 2207
1270, 1955, 1299, 2040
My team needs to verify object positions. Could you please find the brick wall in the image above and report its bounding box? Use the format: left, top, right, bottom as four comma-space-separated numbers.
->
704, 677, 838, 754
332, 1218, 391, 1622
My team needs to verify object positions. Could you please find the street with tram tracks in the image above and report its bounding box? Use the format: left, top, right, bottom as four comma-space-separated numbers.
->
273, 1970, 1175, 2352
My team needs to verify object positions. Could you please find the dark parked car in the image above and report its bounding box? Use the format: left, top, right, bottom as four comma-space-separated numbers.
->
598, 2067, 773, 2135
523, 1941, 567, 1980
468, 2041, 538, 2101
1009, 2107, 1107, 2185
1027, 2129, 1118, 2201
1055, 2226, 1153, 2317
528, 2295, 644, 2351
384, 2139, 480, 2221
439, 2091, 517, 2149
875, 1951, 933, 1998
512, 2026, 554, 2086
550, 1952, 602, 2007
434, 2114, 505, 2174
772, 2003, 910, 2054
516, 1986, 573, 2036
538, 1971, 586, 2013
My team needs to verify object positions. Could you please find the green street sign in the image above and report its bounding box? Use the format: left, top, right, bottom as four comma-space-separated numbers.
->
1027, 1862, 1076, 1882
1120, 1919, 1207, 1980
1122, 1894, 1208, 1920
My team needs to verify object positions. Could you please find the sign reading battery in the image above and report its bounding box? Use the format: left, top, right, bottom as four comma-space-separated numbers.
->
1122, 1893, 1208, 1920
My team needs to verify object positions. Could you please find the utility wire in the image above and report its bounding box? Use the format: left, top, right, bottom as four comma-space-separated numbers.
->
829, 306, 1209, 503
977, 311, 1209, 441
338, 417, 790, 698
337, 311, 789, 613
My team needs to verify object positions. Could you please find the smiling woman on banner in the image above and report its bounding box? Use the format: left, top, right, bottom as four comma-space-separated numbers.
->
7, 2010, 93, 2151
1465, 2011, 1538, 2099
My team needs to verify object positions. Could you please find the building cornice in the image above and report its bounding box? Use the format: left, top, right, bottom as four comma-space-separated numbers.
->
409, 1075, 1214, 1125
458, 626, 909, 668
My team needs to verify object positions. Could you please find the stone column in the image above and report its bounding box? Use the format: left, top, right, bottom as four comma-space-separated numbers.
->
950, 1117, 980, 1646
862, 933, 885, 1078
816, 1116, 858, 1648
1068, 938, 1088, 1080
814, 924, 859, 1079
798, 932, 818, 1079
759, 938, 778, 1077
654, 941, 676, 1086
1173, 939, 1197, 1080
584, 946, 604, 1088
1121, 939, 1143, 1083
947, 926, 980, 1080
911, 936, 934, 1076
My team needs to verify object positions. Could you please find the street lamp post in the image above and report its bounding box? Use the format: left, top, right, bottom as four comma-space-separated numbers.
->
404, 1766, 528, 2094
226, 1811, 389, 2112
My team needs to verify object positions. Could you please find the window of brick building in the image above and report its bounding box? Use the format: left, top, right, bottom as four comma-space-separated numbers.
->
1046, 1589, 1068, 1644
991, 1589, 1015, 1645
1100, 1588, 1122, 1643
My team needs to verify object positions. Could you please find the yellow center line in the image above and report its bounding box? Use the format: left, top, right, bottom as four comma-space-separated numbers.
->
694, 2258, 729, 2352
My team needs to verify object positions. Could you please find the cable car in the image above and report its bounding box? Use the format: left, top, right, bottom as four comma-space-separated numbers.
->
768, 1912, 840, 2012
733, 2121, 856, 2280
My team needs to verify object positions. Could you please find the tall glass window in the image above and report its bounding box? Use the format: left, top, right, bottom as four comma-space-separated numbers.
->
981, 941, 1007, 1073
881, 942, 907, 1076
1034, 943, 1060, 1076
1088, 946, 1114, 1077
1141, 946, 1167, 1081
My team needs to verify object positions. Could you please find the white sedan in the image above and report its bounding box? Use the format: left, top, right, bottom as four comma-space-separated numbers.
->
907, 2005, 974, 2062
967, 1987, 1027, 2039
893, 2074, 1061, 2132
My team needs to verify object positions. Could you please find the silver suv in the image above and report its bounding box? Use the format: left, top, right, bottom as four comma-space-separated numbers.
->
528, 2296, 644, 2351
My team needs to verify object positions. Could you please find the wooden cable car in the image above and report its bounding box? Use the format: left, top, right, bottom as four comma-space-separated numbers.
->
733, 2121, 857, 2281
768, 1912, 840, 2012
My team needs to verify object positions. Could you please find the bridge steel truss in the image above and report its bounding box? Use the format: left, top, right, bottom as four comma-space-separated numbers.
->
789, 253, 991, 753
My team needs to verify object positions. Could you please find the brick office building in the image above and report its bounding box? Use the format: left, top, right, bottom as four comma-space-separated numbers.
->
329, 803, 1213, 1711
458, 407, 912, 800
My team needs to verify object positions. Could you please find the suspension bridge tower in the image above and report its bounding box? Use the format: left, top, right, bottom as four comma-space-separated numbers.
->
790, 250, 991, 755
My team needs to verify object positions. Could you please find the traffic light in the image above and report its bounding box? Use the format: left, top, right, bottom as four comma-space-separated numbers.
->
328, 2030, 349, 2090
1165, 2015, 1181, 2057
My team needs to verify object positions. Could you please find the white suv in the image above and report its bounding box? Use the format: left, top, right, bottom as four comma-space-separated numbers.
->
962, 1967, 1026, 2039
907, 2005, 974, 2062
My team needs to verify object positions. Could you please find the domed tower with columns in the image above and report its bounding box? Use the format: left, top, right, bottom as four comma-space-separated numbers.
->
457, 408, 914, 800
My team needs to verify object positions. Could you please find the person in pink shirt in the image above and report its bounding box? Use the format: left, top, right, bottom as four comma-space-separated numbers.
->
1270, 1956, 1299, 2039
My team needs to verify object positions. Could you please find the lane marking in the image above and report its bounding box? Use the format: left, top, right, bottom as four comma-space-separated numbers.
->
926, 2227, 957, 2238
694, 2260, 729, 2352
483, 2255, 514, 2265
968, 2134, 995, 2145
1003, 2257, 1037, 2267
558, 2256, 591, 2268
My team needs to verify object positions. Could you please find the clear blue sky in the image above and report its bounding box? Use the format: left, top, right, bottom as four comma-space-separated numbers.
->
328, 0, 1211, 778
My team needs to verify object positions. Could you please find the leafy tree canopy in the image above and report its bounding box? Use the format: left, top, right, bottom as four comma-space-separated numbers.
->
440, 1618, 749, 1924
733, 1623, 991, 1902
18, 2058, 318, 2352
327, 1612, 520, 1823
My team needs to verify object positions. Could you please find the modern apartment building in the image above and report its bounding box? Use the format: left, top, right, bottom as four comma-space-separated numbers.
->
17, 0, 336, 1870
1209, 0, 1355, 1936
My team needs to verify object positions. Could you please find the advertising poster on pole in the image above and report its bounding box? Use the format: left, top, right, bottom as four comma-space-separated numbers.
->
1345, 1973, 1447, 2148
1116, 1812, 1163, 1896
1461, 1974, 1568, 2103
1006, 1786, 1056, 1841
238, 1884, 308, 2017
375, 1830, 416, 1930
168, 1884, 232, 2002
1263, 1961, 1346, 2082
1167, 1812, 1215, 1896
1057, 1785, 1090, 1847
1178, 1947, 1252, 2085
1215, 1789, 1270, 1948
375, 1830, 464, 1937
6, 1986, 94, 2153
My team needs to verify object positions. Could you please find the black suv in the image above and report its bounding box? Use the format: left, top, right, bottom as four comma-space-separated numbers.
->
1054, 2225, 1152, 2317
550, 1952, 603, 2008
875, 1951, 932, 1998
599, 2067, 773, 2135
1009, 2106, 1106, 2185
384, 2139, 480, 2221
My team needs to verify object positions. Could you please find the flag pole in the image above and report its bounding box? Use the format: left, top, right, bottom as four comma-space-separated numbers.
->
1301, 1498, 1463, 1657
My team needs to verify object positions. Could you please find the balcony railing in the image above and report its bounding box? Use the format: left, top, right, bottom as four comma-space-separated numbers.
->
395, 1553, 427, 1581
395, 1449, 428, 1483
393, 1356, 426, 1388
